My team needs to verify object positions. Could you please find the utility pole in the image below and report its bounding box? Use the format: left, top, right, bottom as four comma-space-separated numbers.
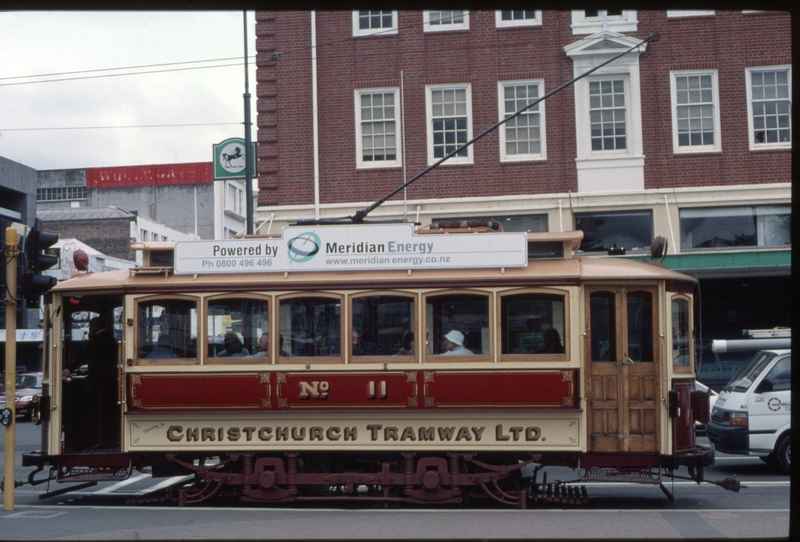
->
3, 227, 19, 510
243, 11, 254, 234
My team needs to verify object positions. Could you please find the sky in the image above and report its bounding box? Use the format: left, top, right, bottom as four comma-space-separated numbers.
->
0, 11, 257, 171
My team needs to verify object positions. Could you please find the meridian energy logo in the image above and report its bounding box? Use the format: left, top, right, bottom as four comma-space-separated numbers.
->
287, 231, 321, 263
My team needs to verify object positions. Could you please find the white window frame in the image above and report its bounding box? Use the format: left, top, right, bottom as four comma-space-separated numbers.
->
745, 65, 792, 151
225, 181, 244, 216
498, 79, 546, 162
587, 77, 630, 154
495, 10, 542, 28
352, 10, 397, 37
666, 10, 715, 17
570, 10, 637, 34
669, 69, 722, 154
425, 83, 473, 165
423, 10, 469, 32
355, 88, 402, 169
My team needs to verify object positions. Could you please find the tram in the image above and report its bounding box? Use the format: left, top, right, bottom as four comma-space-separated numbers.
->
22, 222, 738, 507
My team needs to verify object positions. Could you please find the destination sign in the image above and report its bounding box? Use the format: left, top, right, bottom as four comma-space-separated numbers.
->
174, 224, 527, 274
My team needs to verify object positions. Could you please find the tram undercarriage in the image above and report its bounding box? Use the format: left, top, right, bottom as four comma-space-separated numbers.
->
24, 448, 735, 508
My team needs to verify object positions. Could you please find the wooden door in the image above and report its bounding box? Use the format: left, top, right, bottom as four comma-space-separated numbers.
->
585, 285, 660, 453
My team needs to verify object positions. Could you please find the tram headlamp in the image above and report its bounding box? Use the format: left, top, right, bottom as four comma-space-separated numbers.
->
19, 396, 34, 403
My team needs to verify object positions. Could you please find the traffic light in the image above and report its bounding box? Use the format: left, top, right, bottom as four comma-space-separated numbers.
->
21, 218, 58, 308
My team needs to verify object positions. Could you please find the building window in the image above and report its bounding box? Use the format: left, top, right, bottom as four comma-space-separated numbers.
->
575, 210, 653, 253
565, 33, 646, 191
36, 186, 87, 202
226, 182, 243, 216
355, 89, 400, 168
433, 214, 548, 233
426, 84, 472, 164
424, 10, 469, 32
680, 205, 791, 250
589, 79, 627, 151
496, 10, 541, 27
499, 80, 546, 161
670, 70, 721, 152
570, 10, 637, 34
667, 10, 715, 17
353, 10, 397, 36
746, 66, 791, 149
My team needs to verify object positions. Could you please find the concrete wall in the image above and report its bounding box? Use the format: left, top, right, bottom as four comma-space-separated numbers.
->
92, 184, 215, 239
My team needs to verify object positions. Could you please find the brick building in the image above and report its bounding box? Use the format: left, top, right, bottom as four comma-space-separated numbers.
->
256, 10, 791, 341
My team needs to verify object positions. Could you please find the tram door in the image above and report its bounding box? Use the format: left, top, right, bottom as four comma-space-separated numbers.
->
585, 285, 660, 453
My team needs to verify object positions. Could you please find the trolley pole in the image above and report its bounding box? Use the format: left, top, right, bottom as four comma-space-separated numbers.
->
3, 227, 19, 510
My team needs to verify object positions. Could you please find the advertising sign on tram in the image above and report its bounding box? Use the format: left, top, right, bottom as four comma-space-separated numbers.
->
174, 224, 528, 274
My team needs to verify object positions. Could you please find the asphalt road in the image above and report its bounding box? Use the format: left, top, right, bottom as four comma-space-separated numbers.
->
1, 420, 792, 540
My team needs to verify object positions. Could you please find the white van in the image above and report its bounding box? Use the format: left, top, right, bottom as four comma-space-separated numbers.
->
705, 349, 791, 474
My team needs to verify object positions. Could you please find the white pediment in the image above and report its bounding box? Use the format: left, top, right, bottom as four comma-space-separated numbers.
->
564, 30, 647, 58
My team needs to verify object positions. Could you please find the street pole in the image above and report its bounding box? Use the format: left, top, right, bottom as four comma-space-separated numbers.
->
3, 227, 19, 510
243, 10, 254, 235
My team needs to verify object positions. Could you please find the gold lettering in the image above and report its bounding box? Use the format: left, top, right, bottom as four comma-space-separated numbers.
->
344, 427, 357, 441
384, 427, 399, 441
276, 426, 289, 440
310, 427, 324, 441
400, 426, 416, 441
471, 426, 485, 441
186, 427, 199, 442
326, 427, 341, 441
243, 427, 256, 441
298, 380, 329, 399
227, 427, 241, 441
418, 427, 435, 441
259, 427, 273, 441
167, 425, 183, 442
202, 428, 215, 441
367, 424, 382, 441
438, 426, 455, 440
455, 427, 472, 441
509, 427, 523, 440
495, 424, 510, 441
526, 427, 541, 441
291, 427, 306, 440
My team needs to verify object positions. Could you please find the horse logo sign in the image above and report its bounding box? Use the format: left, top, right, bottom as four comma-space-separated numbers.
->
213, 138, 257, 180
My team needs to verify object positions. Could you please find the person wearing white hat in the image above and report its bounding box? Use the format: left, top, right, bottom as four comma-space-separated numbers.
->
442, 330, 473, 355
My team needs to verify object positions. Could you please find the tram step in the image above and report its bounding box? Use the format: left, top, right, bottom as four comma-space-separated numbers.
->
579, 467, 661, 484
531, 483, 589, 505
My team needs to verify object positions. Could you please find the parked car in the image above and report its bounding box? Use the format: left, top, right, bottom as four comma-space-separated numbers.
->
0, 372, 43, 421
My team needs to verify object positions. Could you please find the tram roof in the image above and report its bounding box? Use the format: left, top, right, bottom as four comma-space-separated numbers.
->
49, 255, 695, 294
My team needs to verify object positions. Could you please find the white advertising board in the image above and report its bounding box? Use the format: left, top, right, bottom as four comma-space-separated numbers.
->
174, 224, 527, 274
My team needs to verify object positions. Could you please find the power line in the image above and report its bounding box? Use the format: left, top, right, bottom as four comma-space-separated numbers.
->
0, 56, 249, 82
0, 60, 254, 87
0, 122, 243, 132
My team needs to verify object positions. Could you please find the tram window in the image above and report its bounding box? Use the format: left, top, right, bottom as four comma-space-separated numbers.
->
426, 292, 490, 357
671, 297, 692, 371
500, 292, 566, 357
136, 298, 197, 364
352, 294, 415, 358
279, 296, 342, 360
627, 291, 654, 362
589, 291, 616, 361
207, 297, 269, 362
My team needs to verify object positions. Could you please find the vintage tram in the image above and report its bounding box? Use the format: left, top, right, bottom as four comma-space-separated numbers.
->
22, 223, 734, 507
